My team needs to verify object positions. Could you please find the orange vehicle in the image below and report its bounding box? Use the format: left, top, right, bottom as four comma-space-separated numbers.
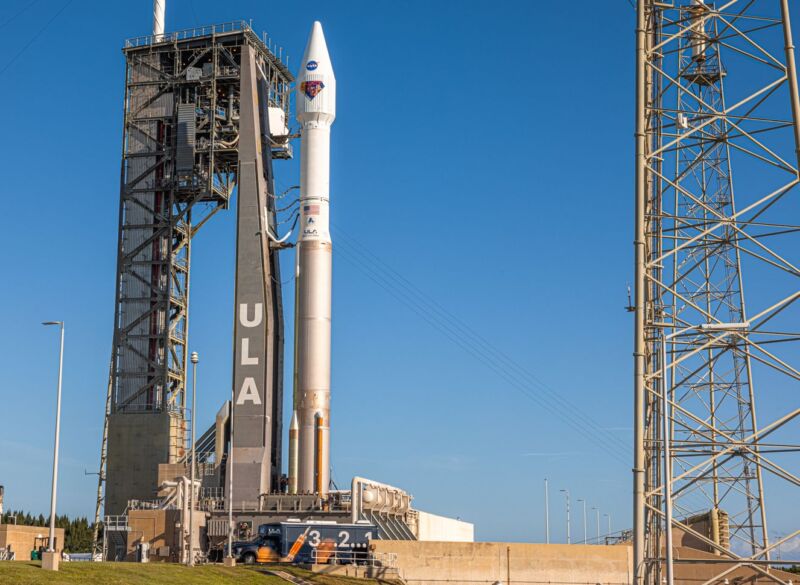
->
256, 545, 280, 563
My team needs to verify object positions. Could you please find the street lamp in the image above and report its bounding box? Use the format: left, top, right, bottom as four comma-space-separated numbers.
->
577, 499, 587, 544
188, 351, 199, 566
560, 489, 571, 544
592, 507, 600, 543
773, 533, 784, 562
544, 479, 550, 544
42, 321, 64, 562
226, 379, 235, 566
604, 513, 612, 538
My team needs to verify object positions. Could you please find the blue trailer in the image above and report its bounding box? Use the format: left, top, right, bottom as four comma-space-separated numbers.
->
259, 521, 376, 563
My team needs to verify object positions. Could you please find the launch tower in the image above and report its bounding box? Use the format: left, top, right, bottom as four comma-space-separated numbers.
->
633, 1, 800, 584
103, 21, 293, 516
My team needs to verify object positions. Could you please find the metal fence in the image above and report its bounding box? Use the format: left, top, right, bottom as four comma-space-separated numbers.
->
310, 549, 397, 568
63, 552, 96, 562
104, 515, 130, 532
201, 487, 224, 499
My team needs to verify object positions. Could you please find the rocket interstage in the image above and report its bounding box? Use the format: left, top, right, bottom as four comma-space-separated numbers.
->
293, 21, 336, 496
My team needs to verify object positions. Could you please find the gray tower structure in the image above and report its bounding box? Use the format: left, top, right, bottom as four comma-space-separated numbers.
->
230, 41, 288, 503
104, 22, 292, 516
633, 2, 800, 584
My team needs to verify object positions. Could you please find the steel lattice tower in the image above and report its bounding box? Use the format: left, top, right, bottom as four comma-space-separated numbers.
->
634, 1, 800, 583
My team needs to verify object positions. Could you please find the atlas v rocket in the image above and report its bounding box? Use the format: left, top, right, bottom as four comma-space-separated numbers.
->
290, 22, 336, 496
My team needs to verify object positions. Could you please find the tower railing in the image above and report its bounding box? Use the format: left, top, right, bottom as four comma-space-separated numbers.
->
125, 21, 254, 49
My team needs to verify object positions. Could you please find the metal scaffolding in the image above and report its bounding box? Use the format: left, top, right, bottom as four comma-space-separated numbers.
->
634, 1, 800, 583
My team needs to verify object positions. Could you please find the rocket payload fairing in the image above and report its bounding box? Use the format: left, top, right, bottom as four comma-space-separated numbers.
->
292, 21, 336, 496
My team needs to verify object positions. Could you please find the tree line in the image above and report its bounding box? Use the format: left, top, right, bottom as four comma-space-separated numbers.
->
1, 510, 95, 552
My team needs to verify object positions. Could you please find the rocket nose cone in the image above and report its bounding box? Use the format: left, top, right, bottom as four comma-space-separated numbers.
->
300, 20, 334, 79
290, 411, 299, 430
297, 20, 336, 122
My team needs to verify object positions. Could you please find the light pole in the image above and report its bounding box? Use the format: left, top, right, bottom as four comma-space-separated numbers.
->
188, 352, 199, 566
577, 499, 587, 544
42, 321, 64, 558
544, 478, 550, 544
560, 489, 571, 544
592, 507, 600, 543
226, 383, 235, 566
773, 533, 784, 562
604, 513, 612, 538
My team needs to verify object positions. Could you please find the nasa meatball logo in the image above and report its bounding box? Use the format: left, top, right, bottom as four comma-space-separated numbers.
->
306, 60, 318, 71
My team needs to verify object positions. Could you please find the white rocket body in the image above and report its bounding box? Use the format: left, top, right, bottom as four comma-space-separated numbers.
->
153, 0, 165, 39
294, 21, 336, 495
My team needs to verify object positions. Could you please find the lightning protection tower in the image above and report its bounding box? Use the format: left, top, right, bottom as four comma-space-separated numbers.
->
633, 1, 800, 584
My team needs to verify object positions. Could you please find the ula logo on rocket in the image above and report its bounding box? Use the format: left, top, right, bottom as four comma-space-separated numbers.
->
306, 60, 318, 71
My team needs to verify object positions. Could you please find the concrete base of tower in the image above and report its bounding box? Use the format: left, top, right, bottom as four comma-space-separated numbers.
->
106, 412, 185, 516
41, 551, 60, 571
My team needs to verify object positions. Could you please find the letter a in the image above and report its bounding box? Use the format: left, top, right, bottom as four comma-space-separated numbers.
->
239, 303, 263, 328
236, 377, 262, 405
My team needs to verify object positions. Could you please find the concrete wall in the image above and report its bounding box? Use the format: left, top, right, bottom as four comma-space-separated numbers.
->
127, 509, 206, 563
416, 511, 474, 542
371, 541, 632, 585
672, 546, 798, 584
127, 509, 177, 562
371, 541, 797, 585
106, 412, 175, 515
0, 525, 65, 560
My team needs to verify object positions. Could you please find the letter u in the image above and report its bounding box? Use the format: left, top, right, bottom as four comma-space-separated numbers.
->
239, 303, 263, 328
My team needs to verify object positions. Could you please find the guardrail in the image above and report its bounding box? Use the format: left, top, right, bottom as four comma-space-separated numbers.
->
125, 21, 254, 49
63, 552, 96, 562
104, 515, 130, 532
201, 487, 224, 499
310, 549, 397, 568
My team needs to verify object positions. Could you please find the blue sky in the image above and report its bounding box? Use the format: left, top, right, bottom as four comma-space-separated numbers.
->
0, 0, 796, 547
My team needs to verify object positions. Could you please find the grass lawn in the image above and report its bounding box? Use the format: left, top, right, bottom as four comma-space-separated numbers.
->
0, 561, 395, 585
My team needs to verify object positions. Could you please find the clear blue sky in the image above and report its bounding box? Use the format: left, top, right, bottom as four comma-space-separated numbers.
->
0, 0, 795, 547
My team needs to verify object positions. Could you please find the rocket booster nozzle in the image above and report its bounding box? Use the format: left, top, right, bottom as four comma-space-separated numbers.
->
288, 411, 300, 495
296, 21, 336, 125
